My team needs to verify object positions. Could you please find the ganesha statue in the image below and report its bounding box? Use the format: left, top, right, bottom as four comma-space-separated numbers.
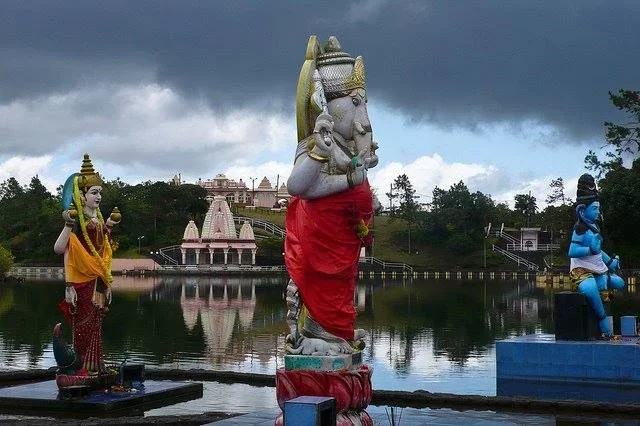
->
52, 154, 121, 389
568, 173, 625, 336
277, 34, 378, 426
284, 35, 379, 356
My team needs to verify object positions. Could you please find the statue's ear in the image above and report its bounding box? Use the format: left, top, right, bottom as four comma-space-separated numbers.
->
575, 203, 586, 218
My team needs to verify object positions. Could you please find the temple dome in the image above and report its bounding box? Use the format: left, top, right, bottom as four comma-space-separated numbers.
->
277, 183, 288, 194
183, 220, 200, 241
257, 176, 272, 189
201, 196, 237, 239
239, 221, 255, 240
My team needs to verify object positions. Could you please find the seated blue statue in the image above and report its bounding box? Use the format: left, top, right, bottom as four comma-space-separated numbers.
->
568, 173, 625, 336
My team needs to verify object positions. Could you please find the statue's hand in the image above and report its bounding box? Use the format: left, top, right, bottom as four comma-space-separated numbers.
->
313, 113, 334, 135
312, 113, 334, 153
348, 147, 369, 188
65, 286, 77, 307
609, 256, 620, 272
62, 210, 76, 228
589, 234, 602, 255
105, 218, 119, 228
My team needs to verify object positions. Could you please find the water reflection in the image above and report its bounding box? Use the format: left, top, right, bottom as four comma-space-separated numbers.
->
2, 276, 639, 397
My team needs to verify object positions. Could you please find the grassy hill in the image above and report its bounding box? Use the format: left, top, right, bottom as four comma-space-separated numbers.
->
236, 207, 503, 269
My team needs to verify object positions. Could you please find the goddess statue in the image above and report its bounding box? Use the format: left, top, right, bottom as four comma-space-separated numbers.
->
53, 154, 121, 387
568, 173, 625, 336
284, 35, 380, 356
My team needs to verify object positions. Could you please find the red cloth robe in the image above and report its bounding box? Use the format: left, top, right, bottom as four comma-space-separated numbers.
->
285, 181, 372, 341
58, 219, 110, 374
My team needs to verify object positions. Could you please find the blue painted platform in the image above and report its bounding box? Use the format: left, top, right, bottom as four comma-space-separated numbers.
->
0, 379, 203, 416
496, 333, 640, 403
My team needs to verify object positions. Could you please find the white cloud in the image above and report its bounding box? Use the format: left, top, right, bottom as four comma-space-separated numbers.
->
367, 154, 583, 210
494, 176, 579, 208
346, 0, 390, 23
369, 154, 498, 207
0, 83, 294, 178
0, 155, 55, 190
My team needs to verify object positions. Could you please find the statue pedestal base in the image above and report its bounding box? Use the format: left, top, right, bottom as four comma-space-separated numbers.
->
284, 352, 362, 371
275, 358, 373, 426
0, 379, 203, 415
497, 333, 640, 403
56, 369, 117, 390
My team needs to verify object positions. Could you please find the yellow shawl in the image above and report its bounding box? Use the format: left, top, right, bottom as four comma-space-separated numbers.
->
65, 233, 113, 287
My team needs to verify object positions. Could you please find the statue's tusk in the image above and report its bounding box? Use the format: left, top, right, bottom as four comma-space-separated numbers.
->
354, 121, 367, 135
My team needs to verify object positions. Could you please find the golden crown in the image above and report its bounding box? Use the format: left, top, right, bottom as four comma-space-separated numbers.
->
344, 56, 366, 91
78, 153, 103, 189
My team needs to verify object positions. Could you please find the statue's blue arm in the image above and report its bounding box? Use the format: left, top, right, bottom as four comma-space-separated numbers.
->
568, 230, 591, 258
601, 250, 621, 271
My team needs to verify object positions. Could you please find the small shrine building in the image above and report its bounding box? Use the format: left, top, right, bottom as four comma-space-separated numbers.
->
180, 196, 257, 265
253, 177, 277, 208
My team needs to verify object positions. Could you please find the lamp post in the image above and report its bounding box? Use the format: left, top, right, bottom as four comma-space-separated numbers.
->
484, 223, 491, 271
407, 194, 420, 255
250, 177, 257, 207
150, 251, 158, 274
138, 235, 145, 255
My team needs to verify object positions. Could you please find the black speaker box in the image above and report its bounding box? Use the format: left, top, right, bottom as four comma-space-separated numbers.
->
554, 291, 601, 340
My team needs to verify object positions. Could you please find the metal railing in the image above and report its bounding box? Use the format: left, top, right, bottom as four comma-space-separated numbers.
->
492, 245, 539, 271
234, 216, 285, 239
359, 256, 413, 274
160, 264, 286, 272
505, 243, 561, 252
491, 230, 519, 244
158, 245, 180, 265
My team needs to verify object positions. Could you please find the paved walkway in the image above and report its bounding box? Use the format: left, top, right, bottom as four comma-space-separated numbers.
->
207, 406, 559, 425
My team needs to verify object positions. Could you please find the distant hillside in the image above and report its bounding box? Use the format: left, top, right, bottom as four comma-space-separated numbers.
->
236, 207, 506, 269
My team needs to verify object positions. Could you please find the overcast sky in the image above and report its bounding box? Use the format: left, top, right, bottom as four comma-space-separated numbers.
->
1, 0, 638, 208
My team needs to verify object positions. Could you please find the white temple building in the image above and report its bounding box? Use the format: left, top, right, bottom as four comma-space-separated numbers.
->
197, 173, 252, 205
180, 196, 257, 265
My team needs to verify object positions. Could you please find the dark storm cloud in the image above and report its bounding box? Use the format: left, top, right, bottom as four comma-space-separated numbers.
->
1, 0, 638, 142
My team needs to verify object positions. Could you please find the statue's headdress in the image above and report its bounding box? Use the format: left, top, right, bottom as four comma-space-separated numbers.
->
296, 35, 366, 142
59, 153, 113, 285
61, 153, 103, 210
78, 153, 103, 190
576, 173, 598, 205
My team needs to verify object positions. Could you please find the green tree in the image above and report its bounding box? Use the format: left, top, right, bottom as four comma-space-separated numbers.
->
389, 174, 421, 253
595, 157, 640, 265
423, 181, 494, 255
514, 193, 537, 226
392, 174, 420, 221
255, 237, 284, 265
586, 89, 640, 177
0, 244, 13, 277
604, 89, 640, 157
0, 175, 209, 263
545, 177, 571, 206
0, 176, 59, 263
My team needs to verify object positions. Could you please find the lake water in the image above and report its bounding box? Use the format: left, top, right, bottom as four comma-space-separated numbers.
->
1, 275, 638, 416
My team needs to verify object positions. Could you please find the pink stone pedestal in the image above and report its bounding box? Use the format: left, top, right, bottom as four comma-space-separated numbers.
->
275, 364, 373, 425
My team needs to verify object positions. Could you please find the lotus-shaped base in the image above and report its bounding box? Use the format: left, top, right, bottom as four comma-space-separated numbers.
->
56, 369, 118, 390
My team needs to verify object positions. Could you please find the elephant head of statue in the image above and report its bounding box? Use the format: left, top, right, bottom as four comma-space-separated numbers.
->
296, 35, 378, 171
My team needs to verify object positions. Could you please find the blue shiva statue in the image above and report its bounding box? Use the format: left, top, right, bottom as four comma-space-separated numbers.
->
568, 173, 625, 336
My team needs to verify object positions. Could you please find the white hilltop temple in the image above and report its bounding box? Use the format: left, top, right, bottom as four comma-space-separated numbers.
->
180, 195, 257, 265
